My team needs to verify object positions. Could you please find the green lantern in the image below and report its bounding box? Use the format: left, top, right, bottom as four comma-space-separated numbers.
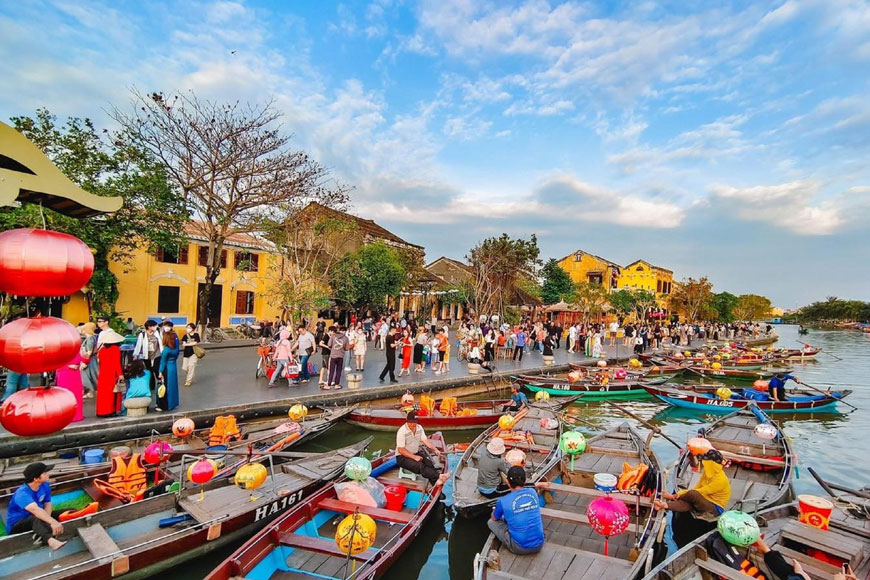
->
717, 510, 760, 547
559, 430, 587, 472
344, 456, 372, 482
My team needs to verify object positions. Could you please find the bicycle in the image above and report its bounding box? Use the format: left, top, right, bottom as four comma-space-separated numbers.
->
205, 326, 228, 343
238, 321, 261, 340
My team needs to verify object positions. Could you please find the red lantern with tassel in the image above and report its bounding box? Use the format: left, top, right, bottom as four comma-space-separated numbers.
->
587, 496, 630, 555
0, 316, 82, 374
0, 386, 77, 436
0, 229, 94, 297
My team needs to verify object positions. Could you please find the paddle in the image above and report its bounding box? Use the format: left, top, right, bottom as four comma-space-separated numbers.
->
807, 467, 870, 500
604, 401, 683, 450
794, 339, 843, 362
797, 380, 858, 412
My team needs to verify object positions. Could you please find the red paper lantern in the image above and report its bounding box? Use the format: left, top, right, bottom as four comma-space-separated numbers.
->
0, 316, 82, 373
0, 386, 77, 436
587, 496, 630, 555
0, 229, 94, 297
187, 458, 218, 485
172, 418, 195, 438
144, 441, 174, 464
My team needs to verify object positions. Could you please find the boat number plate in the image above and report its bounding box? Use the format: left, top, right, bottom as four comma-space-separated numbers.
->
255, 488, 305, 522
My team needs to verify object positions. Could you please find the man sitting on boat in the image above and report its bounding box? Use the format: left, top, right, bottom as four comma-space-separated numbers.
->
768, 372, 801, 402
654, 449, 731, 517
477, 437, 509, 498
396, 410, 449, 485
488, 466, 550, 555
502, 384, 529, 413
5, 462, 66, 550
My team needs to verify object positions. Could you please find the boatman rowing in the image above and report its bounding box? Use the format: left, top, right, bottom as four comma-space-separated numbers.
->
395, 410, 450, 486
768, 372, 801, 402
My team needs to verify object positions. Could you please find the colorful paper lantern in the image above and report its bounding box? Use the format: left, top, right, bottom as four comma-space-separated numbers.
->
754, 424, 777, 441
288, 404, 308, 421
144, 441, 174, 464
0, 316, 82, 373
711, 362, 722, 370
614, 369, 627, 380
335, 513, 377, 555
505, 449, 526, 467
687, 437, 713, 456
172, 418, 195, 438
0, 386, 77, 436
587, 496, 630, 555
567, 370, 583, 382
717, 510, 760, 546
188, 457, 218, 485
534, 391, 550, 402
753, 380, 769, 391
597, 360, 608, 368
235, 462, 268, 500
539, 417, 559, 430
716, 387, 732, 400
401, 392, 414, 405
498, 414, 516, 431
344, 456, 372, 482
0, 229, 94, 297
560, 430, 587, 471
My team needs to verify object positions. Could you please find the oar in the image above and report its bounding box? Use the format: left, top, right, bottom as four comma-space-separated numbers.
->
604, 401, 683, 450
793, 339, 843, 362
798, 381, 858, 412
807, 467, 870, 500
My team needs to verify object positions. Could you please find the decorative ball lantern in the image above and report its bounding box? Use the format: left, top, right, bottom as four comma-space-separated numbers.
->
235, 462, 268, 501
753, 380, 769, 391
754, 423, 778, 454
614, 369, 627, 380
401, 392, 414, 406
187, 457, 218, 502
597, 360, 607, 368
288, 404, 308, 422
716, 387, 732, 400
0, 386, 77, 436
506, 449, 526, 467
144, 441, 174, 465
335, 513, 377, 556
567, 370, 583, 382
717, 510, 760, 546
559, 430, 587, 471
534, 391, 550, 402
0, 229, 94, 297
344, 456, 372, 482
0, 316, 82, 373
711, 362, 722, 370
587, 496, 630, 555
498, 414, 516, 431
172, 418, 195, 438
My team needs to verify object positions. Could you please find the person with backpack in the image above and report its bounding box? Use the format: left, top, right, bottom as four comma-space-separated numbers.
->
325, 325, 350, 389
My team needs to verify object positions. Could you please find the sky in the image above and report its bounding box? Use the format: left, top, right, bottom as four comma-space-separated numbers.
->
1, 0, 869, 308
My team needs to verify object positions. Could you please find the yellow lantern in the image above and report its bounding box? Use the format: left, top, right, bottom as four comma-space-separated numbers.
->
684, 351, 692, 357
335, 513, 377, 556
288, 404, 308, 421
717, 387, 732, 400
534, 390, 550, 402
235, 462, 268, 500
702, 359, 710, 366
498, 414, 516, 431
711, 362, 722, 370
712, 355, 722, 361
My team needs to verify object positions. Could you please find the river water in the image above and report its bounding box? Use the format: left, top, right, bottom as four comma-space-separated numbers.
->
172, 324, 868, 579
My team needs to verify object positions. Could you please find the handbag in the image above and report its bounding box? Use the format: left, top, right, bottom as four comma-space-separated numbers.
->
193, 345, 206, 359
113, 376, 128, 394
398, 351, 404, 360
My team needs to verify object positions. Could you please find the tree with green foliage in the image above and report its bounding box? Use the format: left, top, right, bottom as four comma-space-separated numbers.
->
608, 290, 636, 318
711, 292, 739, 323
633, 290, 659, 322
797, 297, 870, 322
330, 241, 406, 312
540, 259, 575, 304
571, 282, 610, 324
734, 294, 773, 321
668, 277, 715, 321
468, 234, 540, 319
1, 109, 188, 316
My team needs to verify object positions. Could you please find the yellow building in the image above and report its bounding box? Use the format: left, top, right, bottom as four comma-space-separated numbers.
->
617, 260, 674, 315
62, 223, 282, 328
557, 250, 621, 292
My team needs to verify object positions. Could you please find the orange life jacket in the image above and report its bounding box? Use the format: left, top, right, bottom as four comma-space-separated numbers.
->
439, 397, 458, 416
420, 395, 435, 415
209, 415, 241, 447
739, 558, 766, 580
617, 462, 649, 491
94, 453, 148, 502
58, 501, 99, 522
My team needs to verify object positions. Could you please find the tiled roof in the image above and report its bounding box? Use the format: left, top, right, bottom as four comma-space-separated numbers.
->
625, 259, 673, 274
558, 249, 622, 270
303, 202, 424, 250
183, 221, 276, 252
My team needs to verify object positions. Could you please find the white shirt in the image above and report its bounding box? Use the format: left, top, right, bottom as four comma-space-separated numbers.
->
568, 326, 577, 339
396, 423, 428, 454
609, 322, 619, 333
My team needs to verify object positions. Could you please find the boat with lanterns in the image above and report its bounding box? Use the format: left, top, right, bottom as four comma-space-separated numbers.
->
641, 382, 851, 413
683, 366, 783, 384
669, 405, 795, 547
473, 422, 665, 580
204, 434, 448, 580
517, 371, 672, 399
453, 403, 563, 517
0, 438, 372, 580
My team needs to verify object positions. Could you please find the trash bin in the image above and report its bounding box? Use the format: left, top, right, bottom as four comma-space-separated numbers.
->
384, 485, 407, 511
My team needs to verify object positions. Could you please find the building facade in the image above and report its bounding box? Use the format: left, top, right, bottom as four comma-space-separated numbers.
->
557, 250, 621, 292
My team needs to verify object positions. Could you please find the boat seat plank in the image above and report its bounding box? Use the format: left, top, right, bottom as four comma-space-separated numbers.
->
586, 446, 640, 458
316, 497, 414, 524
376, 476, 428, 493
780, 520, 864, 564
718, 451, 786, 467
695, 557, 756, 580
775, 545, 844, 576
77, 523, 122, 564
540, 507, 639, 533
547, 482, 653, 507
277, 532, 377, 561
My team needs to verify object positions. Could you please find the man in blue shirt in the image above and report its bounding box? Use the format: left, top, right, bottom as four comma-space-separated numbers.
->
6, 462, 66, 550
502, 384, 529, 412
488, 466, 549, 554
768, 373, 801, 402
513, 329, 527, 362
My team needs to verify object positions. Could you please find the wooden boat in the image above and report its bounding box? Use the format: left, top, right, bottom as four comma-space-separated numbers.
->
473, 422, 665, 580
453, 403, 562, 517
669, 405, 794, 546
641, 501, 870, 580
642, 383, 851, 413
685, 366, 783, 384
0, 438, 372, 580
737, 334, 779, 347
517, 373, 672, 398
806, 468, 870, 538
779, 347, 820, 361
204, 434, 448, 580
0, 406, 356, 487
345, 396, 577, 432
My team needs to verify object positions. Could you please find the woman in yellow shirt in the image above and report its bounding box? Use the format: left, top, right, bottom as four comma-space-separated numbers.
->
654, 449, 731, 516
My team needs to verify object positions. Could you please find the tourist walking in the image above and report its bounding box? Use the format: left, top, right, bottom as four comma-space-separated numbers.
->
325, 325, 350, 389
181, 323, 201, 387
512, 327, 526, 361
413, 329, 428, 373
268, 329, 294, 388
96, 329, 125, 417
379, 326, 399, 383
79, 322, 98, 398
398, 329, 413, 377
132, 320, 162, 393
351, 322, 367, 371
315, 323, 331, 386
295, 325, 315, 382
157, 322, 180, 411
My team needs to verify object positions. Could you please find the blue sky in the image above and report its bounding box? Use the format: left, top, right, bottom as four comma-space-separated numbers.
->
2, 1, 869, 308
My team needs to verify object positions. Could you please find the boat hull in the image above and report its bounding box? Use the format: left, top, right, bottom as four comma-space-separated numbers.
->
642, 385, 847, 413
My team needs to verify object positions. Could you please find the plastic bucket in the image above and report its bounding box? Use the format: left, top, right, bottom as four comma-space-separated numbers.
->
384, 485, 407, 511
798, 494, 834, 530
205, 445, 228, 469
83, 449, 105, 464
593, 473, 617, 492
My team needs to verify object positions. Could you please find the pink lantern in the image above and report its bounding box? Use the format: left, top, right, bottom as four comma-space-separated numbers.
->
587, 496, 630, 555
0, 316, 82, 373
0, 386, 77, 436
144, 441, 174, 465
614, 369, 627, 380
0, 229, 94, 297
188, 457, 218, 485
